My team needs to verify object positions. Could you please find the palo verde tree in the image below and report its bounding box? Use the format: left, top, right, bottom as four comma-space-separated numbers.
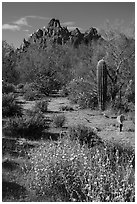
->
102, 29, 135, 109
2, 40, 19, 84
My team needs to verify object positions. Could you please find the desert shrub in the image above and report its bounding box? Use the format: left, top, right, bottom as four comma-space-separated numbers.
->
16, 44, 73, 96
23, 83, 41, 101
24, 108, 41, 117
34, 100, 49, 113
68, 124, 103, 147
2, 93, 22, 118
127, 128, 135, 132
124, 80, 135, 104
53, 114, 66, 128
59, 105, 74, 112
59, 86, 69, 97
3, 112, 49, 140
2, 41, 20, 85
68, 79, 98, 109
17, 83, 24, 89
111, 96, 135, 113
2, 81, 16, 94
121, 82, 135, 112
23, 137, 135, 202
108, 80, 135, 113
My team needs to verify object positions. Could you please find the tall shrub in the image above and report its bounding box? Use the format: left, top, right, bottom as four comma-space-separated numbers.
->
68, 78, 98, 109
2, 93, 22, 118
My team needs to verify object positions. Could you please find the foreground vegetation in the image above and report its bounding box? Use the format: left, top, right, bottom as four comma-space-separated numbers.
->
2, 90, 135, 201
3, 134, 135, 202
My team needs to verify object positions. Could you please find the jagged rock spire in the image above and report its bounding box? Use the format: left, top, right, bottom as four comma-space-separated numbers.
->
48, 18, 61, 28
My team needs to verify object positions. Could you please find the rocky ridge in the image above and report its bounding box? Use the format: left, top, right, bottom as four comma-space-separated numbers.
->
19, 18, 102, 51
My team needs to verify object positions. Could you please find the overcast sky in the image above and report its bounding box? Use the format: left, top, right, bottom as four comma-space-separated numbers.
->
2, 2, 135, 48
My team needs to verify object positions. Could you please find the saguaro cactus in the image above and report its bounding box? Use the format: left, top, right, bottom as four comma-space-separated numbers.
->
97, 59, 107, 110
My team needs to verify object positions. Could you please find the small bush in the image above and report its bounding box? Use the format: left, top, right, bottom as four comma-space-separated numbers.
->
23, 83, 41, 101
111, 92, 135, 113
34, 100, 48, 113
24, 90, 39, 101
127, 128, 135, 132
68, 124, 103, 147
2, 82, 16, 94
68, 79, 98, 109
124, 80, 135, 104
53, 114, 66, 128
110, 80, 135, 113
2, 93, 22, 118
17, 83, 24, 89
112, 99, 135, 113
59, 86, 69, 97
23, 137, 135, 202
3, 112, 49, 140
59, 105, 74, 112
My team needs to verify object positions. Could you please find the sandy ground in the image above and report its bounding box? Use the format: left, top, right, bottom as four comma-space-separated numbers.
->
47, 97, 135, 147
16, 95, 135, 148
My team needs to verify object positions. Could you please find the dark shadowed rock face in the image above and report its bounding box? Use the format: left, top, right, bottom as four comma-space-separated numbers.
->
70, 28, 84, 48
46, 19, 70, 44
84, 27, 101, 45
18, 18, 102, 52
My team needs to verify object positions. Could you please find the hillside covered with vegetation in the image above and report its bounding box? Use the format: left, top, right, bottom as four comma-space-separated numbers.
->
3, 18, 135, 111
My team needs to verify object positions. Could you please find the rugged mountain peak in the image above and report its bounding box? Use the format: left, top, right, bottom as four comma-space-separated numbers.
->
47, 18, 61, 28
69, 28, 84, 47
19, 18, 102, 52
70, 28, 82, 36
84, 27, 101, 44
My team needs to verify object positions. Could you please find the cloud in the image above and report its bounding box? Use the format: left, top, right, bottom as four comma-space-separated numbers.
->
62, 21, 75, 26
62, 21, 83, 32
13, 15, 50, 27
2, 15, 50, 32
26, 15, 50, 20
13, 17, 29, 26
67, 26, 83, 31
23, 29, 29, 32
2, 24, 20, 31
2, 16, 30, 31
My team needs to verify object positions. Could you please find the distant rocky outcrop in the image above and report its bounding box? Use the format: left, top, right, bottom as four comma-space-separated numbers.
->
84, 27, 101, 45
18, 18, 102, 52
70, 28, 84, 48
